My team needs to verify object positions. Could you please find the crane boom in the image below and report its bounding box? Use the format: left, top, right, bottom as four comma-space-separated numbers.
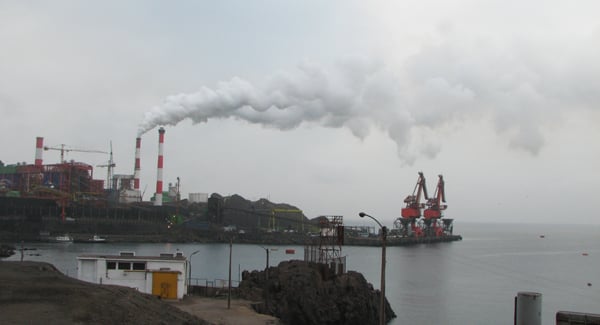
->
44, 144, 108, 163
401, 171, 428, 218
424, 174, 447, 219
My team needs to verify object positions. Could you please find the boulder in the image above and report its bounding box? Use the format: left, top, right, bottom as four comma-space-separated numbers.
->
239, 260, 396, 325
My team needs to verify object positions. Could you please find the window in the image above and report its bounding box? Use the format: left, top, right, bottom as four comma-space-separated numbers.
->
107, 261, 116, 270
132, 262, 146, 270
118, 262, 131, 270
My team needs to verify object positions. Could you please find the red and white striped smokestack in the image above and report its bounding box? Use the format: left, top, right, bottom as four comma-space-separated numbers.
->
134, 137, 141, 190
154, 127, 165, 206
35, 137, 44, 166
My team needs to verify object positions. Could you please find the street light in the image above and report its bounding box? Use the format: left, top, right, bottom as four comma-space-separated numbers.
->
188, 250, 200, 294
359, 212, 387, 325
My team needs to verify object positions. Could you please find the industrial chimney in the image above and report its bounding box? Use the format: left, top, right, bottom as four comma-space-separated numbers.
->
134, 137, 141, 190
35, 137, 44, 166
154, 127, 165, 206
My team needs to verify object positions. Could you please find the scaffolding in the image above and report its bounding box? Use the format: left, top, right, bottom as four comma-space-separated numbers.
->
304, 215, 346, 275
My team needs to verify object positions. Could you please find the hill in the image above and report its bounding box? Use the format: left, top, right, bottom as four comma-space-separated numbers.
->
0, 261, 205, 325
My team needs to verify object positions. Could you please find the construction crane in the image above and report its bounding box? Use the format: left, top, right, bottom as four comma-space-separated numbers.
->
401, 171, 428, 219
44, 144, 109, 163
96, 141, 116, 190
424, 174, 447, 220
45, 143, 114, 191
270, 208, 304, 232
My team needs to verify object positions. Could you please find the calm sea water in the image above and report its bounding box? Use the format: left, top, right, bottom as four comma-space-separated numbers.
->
4, 222, 600, 324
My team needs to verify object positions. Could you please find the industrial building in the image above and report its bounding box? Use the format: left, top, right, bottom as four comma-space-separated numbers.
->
0, 128, 184, 223
0, 128, 177, 204
0, 128, 459, 247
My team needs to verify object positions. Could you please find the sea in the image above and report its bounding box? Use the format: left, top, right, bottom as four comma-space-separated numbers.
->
3, 222, 600, 324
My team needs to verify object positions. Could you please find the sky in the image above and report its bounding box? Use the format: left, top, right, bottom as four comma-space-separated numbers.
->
1, 0, 599, 226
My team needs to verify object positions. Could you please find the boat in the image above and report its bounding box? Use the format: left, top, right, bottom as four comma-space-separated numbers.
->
88, 235, 107, 243
50, 234, 73, 243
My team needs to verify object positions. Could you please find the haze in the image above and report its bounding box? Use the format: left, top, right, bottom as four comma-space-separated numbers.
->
1, 1, 599, 225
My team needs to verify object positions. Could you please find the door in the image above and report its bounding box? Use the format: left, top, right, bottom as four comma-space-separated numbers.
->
152, 272, 178, 299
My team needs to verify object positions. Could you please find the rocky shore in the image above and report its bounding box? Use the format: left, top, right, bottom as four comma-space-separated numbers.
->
1, 259, 394, 324
239, 260, 396, 325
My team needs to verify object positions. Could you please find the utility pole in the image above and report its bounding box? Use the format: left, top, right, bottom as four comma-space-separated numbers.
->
228, 237, 232, 309
175, 176, 180, 217
260, 246, 270, 280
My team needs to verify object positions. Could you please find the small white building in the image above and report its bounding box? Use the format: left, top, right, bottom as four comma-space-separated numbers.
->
77, 252, 188, 299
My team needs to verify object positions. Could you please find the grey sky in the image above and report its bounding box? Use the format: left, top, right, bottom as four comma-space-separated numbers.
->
1, 1, 599, 225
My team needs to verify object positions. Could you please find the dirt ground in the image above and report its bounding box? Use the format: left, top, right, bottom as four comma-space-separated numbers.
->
171, 296, 279, 325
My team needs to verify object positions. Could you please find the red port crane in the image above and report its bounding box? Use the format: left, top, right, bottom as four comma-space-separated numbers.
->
401, 171, 428, 218
424, 174, 447, 220
399, 172, 428, 237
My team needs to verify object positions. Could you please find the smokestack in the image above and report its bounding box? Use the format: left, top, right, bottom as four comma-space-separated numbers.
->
154, 127, 165, 206
35, 137, 44, 166
134, 137, 141, 190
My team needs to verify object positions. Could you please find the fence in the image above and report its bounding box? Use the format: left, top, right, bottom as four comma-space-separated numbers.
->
188, 277, 241, 297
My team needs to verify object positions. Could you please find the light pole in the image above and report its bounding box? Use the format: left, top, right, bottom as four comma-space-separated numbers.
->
188, 250, 200, 294
359, 212, 387, 325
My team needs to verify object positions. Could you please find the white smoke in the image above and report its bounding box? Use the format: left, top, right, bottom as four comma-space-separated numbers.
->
139, 35, 600, 163
138, 57, 463, 164
139, 59, 382, 153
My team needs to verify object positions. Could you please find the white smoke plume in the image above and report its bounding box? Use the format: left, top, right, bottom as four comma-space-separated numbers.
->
139, 57, 413, 161
138, 56, 468, 164
139, 36, 600, 163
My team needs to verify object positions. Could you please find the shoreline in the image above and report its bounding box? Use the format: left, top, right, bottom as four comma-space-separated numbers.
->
3, 233, 462, 246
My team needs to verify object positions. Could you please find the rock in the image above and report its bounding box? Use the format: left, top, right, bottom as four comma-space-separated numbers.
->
239, 260, 396, 325
0, 244, 15, 257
